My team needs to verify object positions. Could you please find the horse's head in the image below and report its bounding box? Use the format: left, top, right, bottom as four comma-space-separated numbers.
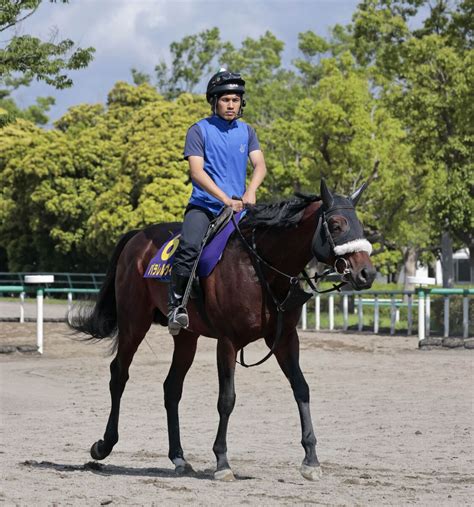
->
311, 179, 376, 290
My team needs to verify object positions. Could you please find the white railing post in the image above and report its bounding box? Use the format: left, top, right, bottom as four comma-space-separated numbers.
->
418, 289, 425, 344
342, 294, 348, 331
374, 295, 379, 334
20, 291, 25, 324
407, 294, 413, 336
328, 295, 334, 331
24, 274, 54, 354
463, 296, 469, 339
67, 291, 73, 314
37, 288, 44, 354
302, 303, 307, 330
315, 295, 320, 331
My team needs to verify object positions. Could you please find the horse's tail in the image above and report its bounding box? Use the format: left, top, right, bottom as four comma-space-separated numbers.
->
68, 230, 140, 340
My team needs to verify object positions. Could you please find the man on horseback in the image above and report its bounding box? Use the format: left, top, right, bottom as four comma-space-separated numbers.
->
168, 69, 267, 335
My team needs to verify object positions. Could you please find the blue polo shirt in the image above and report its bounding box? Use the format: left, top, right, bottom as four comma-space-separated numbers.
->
184, 115, 260, 214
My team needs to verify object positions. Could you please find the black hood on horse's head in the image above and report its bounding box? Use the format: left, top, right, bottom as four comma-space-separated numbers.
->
324, 194, 365, 244
312, 180, 371, 262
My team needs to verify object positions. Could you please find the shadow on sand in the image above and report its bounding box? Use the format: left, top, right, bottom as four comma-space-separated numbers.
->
21, 460, 254, 481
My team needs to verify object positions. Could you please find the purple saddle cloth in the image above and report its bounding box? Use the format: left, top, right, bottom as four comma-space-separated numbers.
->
144, 211, 245, 281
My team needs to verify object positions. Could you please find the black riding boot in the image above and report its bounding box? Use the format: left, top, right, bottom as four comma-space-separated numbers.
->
168, 271, 190, 335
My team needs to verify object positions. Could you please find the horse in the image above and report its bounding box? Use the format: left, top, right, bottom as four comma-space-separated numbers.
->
70, 179, 376, 481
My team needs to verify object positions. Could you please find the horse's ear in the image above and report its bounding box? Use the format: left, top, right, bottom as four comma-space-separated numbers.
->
320, 178, 334, 209
349, 182, 367, 207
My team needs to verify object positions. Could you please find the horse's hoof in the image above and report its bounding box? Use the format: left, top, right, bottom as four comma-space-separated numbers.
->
173, 458, 194, 474
300, 464, 323, 481
90, 440, 108, 461
214, 468, 235, 481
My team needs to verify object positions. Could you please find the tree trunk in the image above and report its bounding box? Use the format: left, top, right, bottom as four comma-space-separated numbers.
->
441, 231, 454, 288
402, 246, 417, 291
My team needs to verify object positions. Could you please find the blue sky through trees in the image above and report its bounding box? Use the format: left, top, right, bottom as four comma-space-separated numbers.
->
8, 0, 360, 121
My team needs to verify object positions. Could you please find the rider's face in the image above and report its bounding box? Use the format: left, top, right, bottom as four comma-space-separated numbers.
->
216, 93, 241, 120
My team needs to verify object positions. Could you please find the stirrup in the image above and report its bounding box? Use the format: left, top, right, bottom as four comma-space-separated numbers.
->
168, 306, 189, 335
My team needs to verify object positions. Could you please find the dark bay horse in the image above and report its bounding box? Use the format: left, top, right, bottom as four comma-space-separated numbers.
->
70, 180, 375, 481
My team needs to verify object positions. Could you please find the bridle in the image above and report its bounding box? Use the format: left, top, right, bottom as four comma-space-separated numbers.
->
314, 205, 362, 282
232, 204, 361, 292
231, 204, 369, 368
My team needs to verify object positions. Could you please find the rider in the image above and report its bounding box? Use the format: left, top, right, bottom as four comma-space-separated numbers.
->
168, 68, 267, 335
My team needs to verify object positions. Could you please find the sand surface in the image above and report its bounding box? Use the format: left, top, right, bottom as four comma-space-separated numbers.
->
1, 322, 473, 505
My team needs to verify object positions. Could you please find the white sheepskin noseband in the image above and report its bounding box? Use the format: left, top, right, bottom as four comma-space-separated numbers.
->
333, 239, 373, 256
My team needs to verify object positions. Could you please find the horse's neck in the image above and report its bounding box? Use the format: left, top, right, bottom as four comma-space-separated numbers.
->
255, 201, 321, 278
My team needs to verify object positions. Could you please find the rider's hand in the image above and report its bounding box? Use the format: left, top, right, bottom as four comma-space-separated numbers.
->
224, 197, 244, 212
242, 189, 256, 205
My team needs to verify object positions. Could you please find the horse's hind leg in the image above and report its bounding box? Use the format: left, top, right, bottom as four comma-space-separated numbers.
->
163, 330, 199, 473
270, 329, 322, 481
90, 307, 153, 461
212, 336, 237, 481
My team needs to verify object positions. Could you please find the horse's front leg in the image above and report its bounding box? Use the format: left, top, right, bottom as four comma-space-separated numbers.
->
271, 328, 322, 480
163, 330, 199, 474
212, 336, 237, 481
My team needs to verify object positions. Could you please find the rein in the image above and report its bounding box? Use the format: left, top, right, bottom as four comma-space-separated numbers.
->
231, 213, 346, 293
231, 213, 345, 368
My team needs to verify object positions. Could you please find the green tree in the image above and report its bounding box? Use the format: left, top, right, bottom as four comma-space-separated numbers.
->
155, 27, 227, 98
265, 47, 427, 281
220, 31, 296, 127
352, 0, 473, 285
0, 0, 95, 126
0, 82, 209, 270
0, 93, 54, 126
0, 0, 95, 90
86, 86, 209, 256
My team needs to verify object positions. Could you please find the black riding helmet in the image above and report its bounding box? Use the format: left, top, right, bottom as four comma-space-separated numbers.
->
206, 69, 246, 116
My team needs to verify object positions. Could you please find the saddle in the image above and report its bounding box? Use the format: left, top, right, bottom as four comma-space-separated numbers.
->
144, 207, 244, 281
206, 206, 234, 244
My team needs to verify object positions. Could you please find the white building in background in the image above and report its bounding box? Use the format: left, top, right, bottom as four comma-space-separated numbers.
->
413, 248, 472, 285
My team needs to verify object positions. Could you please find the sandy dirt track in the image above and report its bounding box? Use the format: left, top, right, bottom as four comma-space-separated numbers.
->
1, 322, 473, 505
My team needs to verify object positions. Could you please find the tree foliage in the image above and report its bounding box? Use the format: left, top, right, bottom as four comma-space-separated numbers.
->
0, 83, 208, 270
352, 0, 473, 282
155, 27, 228, 98
0, 7, 471, 279
0, 0, 95, 127
0, 0, 95, 90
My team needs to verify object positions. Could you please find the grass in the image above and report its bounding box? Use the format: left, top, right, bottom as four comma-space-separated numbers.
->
0, 295, 95, 305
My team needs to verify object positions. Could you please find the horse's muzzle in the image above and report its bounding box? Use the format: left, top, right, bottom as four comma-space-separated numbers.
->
349, 265, 376, 290
342, 252, 376, 290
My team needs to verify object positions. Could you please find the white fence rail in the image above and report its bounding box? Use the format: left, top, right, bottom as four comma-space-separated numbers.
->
299, 289, 472, 343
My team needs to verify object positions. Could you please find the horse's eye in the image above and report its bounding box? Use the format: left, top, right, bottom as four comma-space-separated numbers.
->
329, 217, 348, 234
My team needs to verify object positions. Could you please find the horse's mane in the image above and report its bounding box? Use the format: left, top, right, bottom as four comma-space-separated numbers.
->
242, 193, 320, 229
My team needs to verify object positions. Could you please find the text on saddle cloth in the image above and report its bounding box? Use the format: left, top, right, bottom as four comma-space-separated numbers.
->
144, 210, 246, 281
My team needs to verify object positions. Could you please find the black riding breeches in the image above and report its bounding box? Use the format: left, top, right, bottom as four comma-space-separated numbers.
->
172, 205, 216, 277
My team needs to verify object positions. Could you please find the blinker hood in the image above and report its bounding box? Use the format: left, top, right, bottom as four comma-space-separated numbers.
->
311, 202, 372, 263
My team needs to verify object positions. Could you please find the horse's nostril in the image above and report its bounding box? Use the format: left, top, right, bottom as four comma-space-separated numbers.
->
359, 268, 368, 283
